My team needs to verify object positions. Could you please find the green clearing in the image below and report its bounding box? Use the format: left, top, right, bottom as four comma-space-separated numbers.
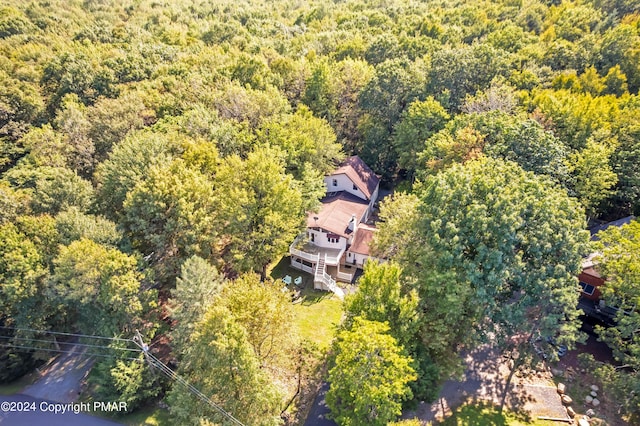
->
0, 372, 38, 396
118, 406, 171, 426
270, 256, 343, 349
440, 404, 563, 426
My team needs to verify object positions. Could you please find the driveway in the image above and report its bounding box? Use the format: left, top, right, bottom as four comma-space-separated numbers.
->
22, 342, 94, 403
403, 345, 567, 423
3, 342, 124, 425
304, 382, 336, 426
304, 345, 568, 425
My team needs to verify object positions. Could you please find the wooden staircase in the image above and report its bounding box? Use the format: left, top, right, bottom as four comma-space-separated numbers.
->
314, 255, 344, 300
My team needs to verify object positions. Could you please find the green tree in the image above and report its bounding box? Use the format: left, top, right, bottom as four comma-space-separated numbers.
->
222, 274, 295, 367
169, 256, 225, 351
94, 129, 181, 219
343, 261, 419, 350
0, 216, 60, 381
54, 207, 121, 247
31, 167, 94, 215
376, 158, 590, 403
327, 317, 416, 426
611, 97, 640, 215
428, 44, 511, 111
567, 134, 618, 218
51, 238, 148, 337
392, 97, 449, 174
88, 349, 160, 412
0, 182, 28, 225
167, 304, 283, 426
417, 158, 587, 344
122, 160, 218, 283
216, 147, 304, 278
593, 219, 640, 422
257, 106, 343, 179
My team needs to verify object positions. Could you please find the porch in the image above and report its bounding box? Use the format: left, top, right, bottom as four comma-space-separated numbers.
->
325, 264, 355, 284
289, 235, 345, 265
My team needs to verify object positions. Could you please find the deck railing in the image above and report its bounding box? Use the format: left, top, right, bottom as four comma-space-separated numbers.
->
336, 271, 353, 282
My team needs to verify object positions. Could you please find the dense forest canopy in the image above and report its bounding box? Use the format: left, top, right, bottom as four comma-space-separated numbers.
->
1, 0, 639, 424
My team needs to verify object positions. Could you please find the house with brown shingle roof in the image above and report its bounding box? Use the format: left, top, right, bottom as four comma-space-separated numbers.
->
289, 156, 380, 295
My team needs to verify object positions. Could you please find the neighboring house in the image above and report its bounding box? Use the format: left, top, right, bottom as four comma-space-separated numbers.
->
289, 156, 380, 297
578, 216, 635, 324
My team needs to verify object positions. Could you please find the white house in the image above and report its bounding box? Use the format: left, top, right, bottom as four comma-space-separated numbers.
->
289, 156, 380, 297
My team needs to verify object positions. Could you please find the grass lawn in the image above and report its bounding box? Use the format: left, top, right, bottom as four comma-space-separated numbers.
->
118, 406, 170, 426
0, 371, 38, 395
269, 256, 343, 350
440, 404, 563, 426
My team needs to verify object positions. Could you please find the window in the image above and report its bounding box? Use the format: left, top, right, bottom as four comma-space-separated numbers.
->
353, 184, 358, 191
580, 281, 595, 295
332, 179, 338, 186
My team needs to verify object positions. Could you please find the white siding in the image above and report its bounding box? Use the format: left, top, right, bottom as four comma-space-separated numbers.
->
345, 251, 371, 268
307, 229, 347, 249
324, 174, 367, 201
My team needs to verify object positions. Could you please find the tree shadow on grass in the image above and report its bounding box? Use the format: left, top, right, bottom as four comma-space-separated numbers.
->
407, 345, 540, 424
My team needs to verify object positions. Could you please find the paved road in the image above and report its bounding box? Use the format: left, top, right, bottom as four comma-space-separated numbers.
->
304, 382, 336, 426
2, 342, 124, 425
0, 394, 122, 425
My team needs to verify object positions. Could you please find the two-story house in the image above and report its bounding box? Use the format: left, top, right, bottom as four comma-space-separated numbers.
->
289, 156, 380, 297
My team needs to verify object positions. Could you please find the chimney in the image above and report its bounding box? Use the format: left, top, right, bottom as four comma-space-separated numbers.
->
347, 214, 356, 232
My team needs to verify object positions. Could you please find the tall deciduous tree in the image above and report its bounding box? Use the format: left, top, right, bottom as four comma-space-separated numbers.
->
392, 97, 449, 174
343, 261, 419, 351
258, 106, 343, 179
51, 238, 148, 337
216, 147, 305, 278
222, 274, 295, 367
375, 158, 589, 402
122, 160, 218, 283
94, 130, 181, 219
567, 134, 619, 218
327, 317, 416, 426
417, 158, 587, 346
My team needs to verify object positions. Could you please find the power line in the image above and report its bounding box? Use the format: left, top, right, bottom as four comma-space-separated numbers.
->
0, 343, 144, 363
0, 325, 135, 343
0, 335, 142, 353
2, 326, 246, 425
132, 331, 246, 426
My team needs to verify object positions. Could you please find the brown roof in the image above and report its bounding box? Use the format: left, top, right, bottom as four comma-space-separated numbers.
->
307, 192, 369, 238
331, 156, 380, 200
349, 225, 376, 255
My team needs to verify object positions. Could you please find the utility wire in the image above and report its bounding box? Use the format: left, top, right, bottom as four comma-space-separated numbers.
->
0, 325, 134, 343
0, 335, 142, 353
0, 343, 144, 362
2, 325, 246, 425
132, 332, 246, 426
